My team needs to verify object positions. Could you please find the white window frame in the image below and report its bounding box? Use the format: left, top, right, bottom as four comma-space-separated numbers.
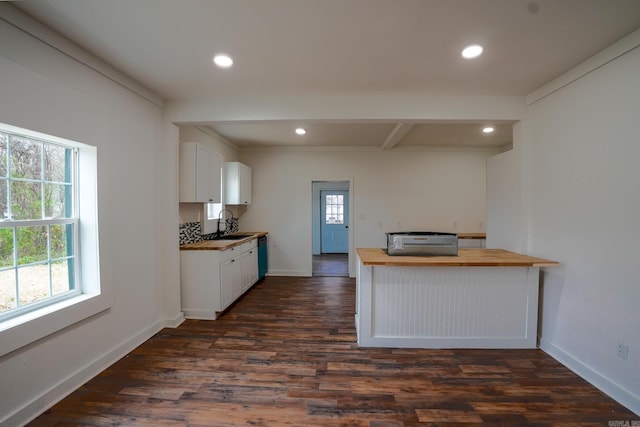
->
1, 132, 80, 321
324, 193, 345, 225
0, 122, 108, 357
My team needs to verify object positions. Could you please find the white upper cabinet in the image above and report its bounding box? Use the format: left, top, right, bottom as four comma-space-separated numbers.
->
179, 142, 221, 203
224, 161, 251, 205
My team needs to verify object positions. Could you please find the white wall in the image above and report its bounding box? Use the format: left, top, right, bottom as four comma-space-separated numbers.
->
486, 121, 526, 252
485, 32, 640, 413
179, 125, 239, 162
238, 148, 493, 276
0, 8, 173, 425
527, 43, 640, 413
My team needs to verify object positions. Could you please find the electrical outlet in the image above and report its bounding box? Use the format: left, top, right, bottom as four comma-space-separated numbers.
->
617, 341, 629, 360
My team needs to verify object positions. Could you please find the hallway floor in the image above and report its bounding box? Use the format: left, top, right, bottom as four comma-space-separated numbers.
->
313, 254, 349, 277
312, 253, 348, 277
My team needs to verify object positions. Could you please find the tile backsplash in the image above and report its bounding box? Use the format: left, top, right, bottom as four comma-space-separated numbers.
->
179, 222, 202, 245
179, 218, 240, 245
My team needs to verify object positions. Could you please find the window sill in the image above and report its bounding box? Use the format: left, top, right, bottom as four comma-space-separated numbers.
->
0, 292, 111, 357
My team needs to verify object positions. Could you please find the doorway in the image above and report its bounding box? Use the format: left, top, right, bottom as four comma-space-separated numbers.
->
312, 181, 350, 277
320, 190, 349, 253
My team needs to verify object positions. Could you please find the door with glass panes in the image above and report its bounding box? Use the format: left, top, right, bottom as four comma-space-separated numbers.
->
320, 190, 349, 253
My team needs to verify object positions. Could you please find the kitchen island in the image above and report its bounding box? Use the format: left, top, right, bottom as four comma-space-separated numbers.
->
356, 248, 559, 349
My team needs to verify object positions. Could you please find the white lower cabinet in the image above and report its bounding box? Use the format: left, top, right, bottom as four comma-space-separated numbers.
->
181, 238, 259, 319
220, 257, 240, 309
241, 246, 259, 292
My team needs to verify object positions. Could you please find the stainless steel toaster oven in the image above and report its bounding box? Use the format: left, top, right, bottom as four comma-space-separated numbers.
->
386, 231, 458, 256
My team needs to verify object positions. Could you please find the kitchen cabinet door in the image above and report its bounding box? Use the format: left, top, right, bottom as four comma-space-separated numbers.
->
224, 161, 251, 205
220, 256, 241, 309
232, 257, 243, 300
180, 250, 222, 319
179, 142, 221, 203
241, 247, 258, 292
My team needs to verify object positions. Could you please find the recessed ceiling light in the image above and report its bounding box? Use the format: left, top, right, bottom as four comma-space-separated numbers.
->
462, 45, 483, 59
295, 128, 307, 135
213, 54, 233, 68
482, 126, 495, 134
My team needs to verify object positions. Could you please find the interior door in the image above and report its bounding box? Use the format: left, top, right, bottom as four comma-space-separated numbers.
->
320, 190, 349, 253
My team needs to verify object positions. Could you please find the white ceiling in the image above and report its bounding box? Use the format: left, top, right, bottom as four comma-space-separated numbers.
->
14, 0, 640, 149
208, 120, 515, 149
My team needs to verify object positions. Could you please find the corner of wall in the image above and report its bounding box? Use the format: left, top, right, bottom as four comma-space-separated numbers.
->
540, 338, 640, 415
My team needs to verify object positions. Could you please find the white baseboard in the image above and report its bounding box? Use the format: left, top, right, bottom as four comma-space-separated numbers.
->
540, 337, 640, 416
2, 320, 165, 427
265, 270, 355, 278
182, 308, 217, 320
164, 311, 186, 327
266, 269, 310, 277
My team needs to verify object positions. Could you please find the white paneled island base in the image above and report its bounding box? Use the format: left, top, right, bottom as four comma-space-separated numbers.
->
356, 248, 559, 349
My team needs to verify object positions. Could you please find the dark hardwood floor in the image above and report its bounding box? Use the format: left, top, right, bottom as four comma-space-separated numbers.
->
312, 253, 348, 277
30, 276, 637, 426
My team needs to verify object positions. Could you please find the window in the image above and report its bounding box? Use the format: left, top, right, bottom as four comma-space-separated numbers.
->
325, 194, 344, 224
0, 126, 79, 321
0, 122, 104, 357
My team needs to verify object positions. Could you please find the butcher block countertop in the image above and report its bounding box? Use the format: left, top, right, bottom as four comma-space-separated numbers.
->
457, 232, 486, 239
357, 248, 559, 267
180, 232, 267, 251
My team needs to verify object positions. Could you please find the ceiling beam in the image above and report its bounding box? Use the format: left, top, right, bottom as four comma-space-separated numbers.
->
195, 125, 240, 150
380, 123, 414, 150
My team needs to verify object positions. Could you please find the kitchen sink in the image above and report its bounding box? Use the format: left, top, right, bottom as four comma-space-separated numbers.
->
212, 233, 254, 241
